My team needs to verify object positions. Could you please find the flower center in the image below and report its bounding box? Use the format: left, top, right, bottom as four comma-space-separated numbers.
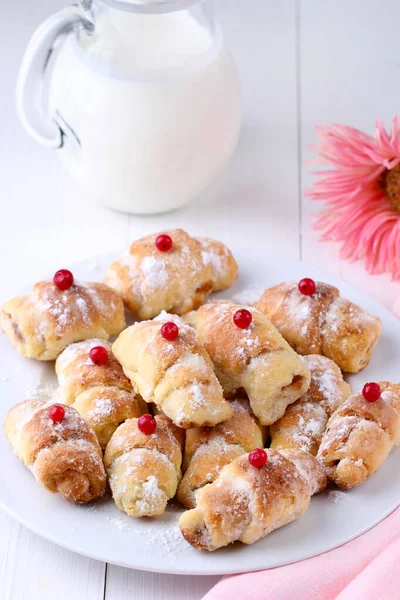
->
382, 163, 400, 212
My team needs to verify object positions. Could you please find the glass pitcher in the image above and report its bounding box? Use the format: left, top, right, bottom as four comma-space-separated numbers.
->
17, 0, 241, 214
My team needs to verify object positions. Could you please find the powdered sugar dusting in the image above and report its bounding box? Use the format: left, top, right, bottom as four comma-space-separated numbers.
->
381, 391, 394, 403
85, 285, 107, 312
315, 371, 339, 402
168, 352, 209, 375
325, 298, 379, 336
135, 476, 167, 514
319, 415, 358, 449
106, 516, 129, 532
304, 417, 325, 437
192, 384, 204, 404
76, 297, 88, 319
85, 398, 114, 422
154, 311, 195, 335
295, 297, 312, 336
119, 256, 143, 298
33, 283, 94, 339
139, 522, 188, 561
56, 339, 109, 371
201, 250, 223, 276
327, 489, 347, 504
25, 381, 58, 402
108, 515, 187, 561
282, 403, 326, 452
304, 355, 347, 413
141, 256, 169, 289
324, 306, 339, 334
176, 381, 218, 423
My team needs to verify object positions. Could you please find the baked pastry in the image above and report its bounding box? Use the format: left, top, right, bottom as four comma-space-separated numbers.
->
177, 397, 267, 508
0, 279, 125, 360
103, 229, 238, 320
4, 400, 106, 504
317, 382, 400, 489
197, 237, 238, 291
56, 339, 147, 448
112, 313, 232, 429
254, 282, 382, 373
270, 355, 351, 456
179, 448, 326, 551
184, 301, 311, 425
104, 415, 183, 517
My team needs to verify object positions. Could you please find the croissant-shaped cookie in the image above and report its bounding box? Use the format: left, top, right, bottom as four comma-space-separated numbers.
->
184, 301, 311, 426
112, 313, 232, 429
270, 355, 351, 456
177, 397, 266, 508
104, 415, 184, 517
179, 448, 326, 551
104, 229, 238, 320
4, 400, 106, 504
56, 339, 147, 448
254, 282, 382, 373
0, 279, 125, 360
317, 382, 400, 489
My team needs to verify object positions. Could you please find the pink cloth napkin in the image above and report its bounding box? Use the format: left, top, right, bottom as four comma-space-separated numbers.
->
394, 298, 400, 320
204, 507, 400, 600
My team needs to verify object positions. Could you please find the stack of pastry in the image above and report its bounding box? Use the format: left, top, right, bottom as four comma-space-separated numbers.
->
55, 339, 147, 448
3, 228, 397, 555
270, 354, 351, 456
177, 397, 267, 509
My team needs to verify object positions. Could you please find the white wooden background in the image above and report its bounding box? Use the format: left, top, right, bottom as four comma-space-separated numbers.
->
1, 1, 399, 598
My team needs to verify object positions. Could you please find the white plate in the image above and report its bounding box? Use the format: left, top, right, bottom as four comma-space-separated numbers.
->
0, 248, 399, 576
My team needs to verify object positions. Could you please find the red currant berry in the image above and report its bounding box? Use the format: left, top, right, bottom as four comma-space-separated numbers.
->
138, 414, 157, 435
362, 382, 381, 403
248, 448, 267, 469
53, 269, 74, 291
89, 346, 109, 366
155, 234, 172, 252
49, 404, 65, 424
233, 308, 253, 329
298, 278, 317, 296
161, 321, 179, 341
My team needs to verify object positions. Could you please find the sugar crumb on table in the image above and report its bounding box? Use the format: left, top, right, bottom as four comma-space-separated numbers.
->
327, 490, 347, 504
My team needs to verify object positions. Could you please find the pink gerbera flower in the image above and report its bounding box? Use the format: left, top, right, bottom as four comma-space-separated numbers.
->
307, 118, 400, 280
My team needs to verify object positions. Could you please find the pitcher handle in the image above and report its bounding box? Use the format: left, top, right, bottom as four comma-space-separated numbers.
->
16, 6, 94, 148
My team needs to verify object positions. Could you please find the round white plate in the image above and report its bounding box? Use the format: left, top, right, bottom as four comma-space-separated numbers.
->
0, 248, 399, 576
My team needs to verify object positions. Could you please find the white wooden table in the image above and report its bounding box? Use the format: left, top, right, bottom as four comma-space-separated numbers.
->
1, 1, 399, 598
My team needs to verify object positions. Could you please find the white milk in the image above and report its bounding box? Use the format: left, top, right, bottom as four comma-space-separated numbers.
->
48, 8, 241, 213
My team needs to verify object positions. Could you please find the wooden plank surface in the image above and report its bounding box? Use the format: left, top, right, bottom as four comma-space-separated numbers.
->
0, 511, 106, 600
